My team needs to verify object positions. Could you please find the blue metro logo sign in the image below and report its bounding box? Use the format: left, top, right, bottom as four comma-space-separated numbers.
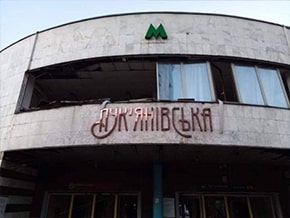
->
145, 24, 168, 40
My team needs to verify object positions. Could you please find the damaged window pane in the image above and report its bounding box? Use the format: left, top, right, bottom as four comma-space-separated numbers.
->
17, 58, 157, 111
16, 56, 290, 112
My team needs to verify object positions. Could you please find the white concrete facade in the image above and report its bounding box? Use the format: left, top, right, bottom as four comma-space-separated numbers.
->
1, 12, 290, 152
0, 103, 289, 151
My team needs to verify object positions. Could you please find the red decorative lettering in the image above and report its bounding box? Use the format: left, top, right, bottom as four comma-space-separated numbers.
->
118, 108, 128, 131
191, 108, 203, 131
91, 108, 118, 139
133, 107, 143, 131
161, 107, 170, 131
91, 106, 214, 139
202, 108, 213, 132
172, 107, 191, 138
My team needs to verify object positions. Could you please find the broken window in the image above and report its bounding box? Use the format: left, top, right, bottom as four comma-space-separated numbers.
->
210, 61, 238, 102
17, 58, 157, 112
16, 56, 290, 112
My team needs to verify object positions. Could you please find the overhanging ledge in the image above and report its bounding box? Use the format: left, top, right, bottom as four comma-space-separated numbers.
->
1, 102, 289, 151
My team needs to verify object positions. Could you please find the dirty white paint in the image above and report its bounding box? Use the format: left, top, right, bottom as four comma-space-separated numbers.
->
0, 102, 289, 151
0, 12, 290, 152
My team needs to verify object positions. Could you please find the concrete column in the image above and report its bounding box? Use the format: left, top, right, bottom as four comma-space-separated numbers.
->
0, 152, 4, 167
153, 163, 163, 218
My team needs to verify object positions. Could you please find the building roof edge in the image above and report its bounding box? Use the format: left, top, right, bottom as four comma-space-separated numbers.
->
1, 11, 289, 53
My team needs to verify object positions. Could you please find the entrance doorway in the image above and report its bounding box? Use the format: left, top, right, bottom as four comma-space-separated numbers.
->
42, 193, 140, 218
178, 194, 278, 218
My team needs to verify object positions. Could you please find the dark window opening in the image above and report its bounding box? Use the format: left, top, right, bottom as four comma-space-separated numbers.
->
178, 194, 278, 218
45, 193, 139, 218
18, 58, 157, 111
280, 68, 290, 100
16, 56, 290, 112
210, 61, 238, 102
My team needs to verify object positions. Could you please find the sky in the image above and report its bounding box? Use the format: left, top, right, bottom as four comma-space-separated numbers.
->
0, 0, 290, 50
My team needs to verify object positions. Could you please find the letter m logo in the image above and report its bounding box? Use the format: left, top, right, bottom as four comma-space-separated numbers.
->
145, 24, 168, 40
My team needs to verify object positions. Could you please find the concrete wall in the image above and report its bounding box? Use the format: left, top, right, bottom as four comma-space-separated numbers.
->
0, 36, 36, 153
0, 102, 289, 151
1, 12, 290, 152
29, 13, 290, 68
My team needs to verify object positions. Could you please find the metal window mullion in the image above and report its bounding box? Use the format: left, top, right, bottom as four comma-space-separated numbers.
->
198, 196, 203, 218
276, 68, 290, 107
114, 194, 118, 218
137, 192, 142, 218
273, 194, 283, 218
41, 192, 49, 218
269, 196, 277, 218
224, 196, 230, 218
256, 66, 268, 105
68, 194, 75, 218
231, 64, 243, 103
207, 61, 216, 101
201, 195, 206, 218
246, 197, 254, 218
180, 62, 187, 98
156, 61, 160, 100
91, 194, 96, 218
175, 192, 180, 218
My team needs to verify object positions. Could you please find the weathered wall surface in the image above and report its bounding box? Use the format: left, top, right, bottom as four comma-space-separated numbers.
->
0, 36, 36, 153
1, 102, 289, 151
29, 13, 290, 68
1, 13, 290, 152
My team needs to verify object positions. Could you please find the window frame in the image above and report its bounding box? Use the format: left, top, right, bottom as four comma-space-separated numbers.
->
41, 192, 141, 218
157, 61, 216, 102
232, 64, 289, 108
176, 192, 280, 218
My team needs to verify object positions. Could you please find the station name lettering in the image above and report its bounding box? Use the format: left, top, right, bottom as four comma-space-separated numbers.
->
91, 107, 213, 139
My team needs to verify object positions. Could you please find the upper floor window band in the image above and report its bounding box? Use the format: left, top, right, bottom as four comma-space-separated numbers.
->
158, 62, 215, 101
233, 64, 289, 108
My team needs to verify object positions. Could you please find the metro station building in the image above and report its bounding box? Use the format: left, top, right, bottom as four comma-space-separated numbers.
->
0, 12, 290, 218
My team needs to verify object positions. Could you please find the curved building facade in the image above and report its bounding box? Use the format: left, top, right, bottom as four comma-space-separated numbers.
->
0, 12, 290, 218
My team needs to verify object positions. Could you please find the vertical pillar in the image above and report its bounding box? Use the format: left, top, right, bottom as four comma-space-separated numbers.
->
0, 151, 4, 167
153, 163, 163, 218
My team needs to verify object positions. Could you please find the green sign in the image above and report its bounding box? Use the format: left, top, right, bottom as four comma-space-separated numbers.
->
145, 24, 168, 40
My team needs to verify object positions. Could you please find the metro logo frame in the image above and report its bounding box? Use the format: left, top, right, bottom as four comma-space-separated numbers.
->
145, 24, 168, 40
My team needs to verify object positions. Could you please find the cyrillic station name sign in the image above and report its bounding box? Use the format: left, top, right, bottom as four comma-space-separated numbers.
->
91, 106, 213, 139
